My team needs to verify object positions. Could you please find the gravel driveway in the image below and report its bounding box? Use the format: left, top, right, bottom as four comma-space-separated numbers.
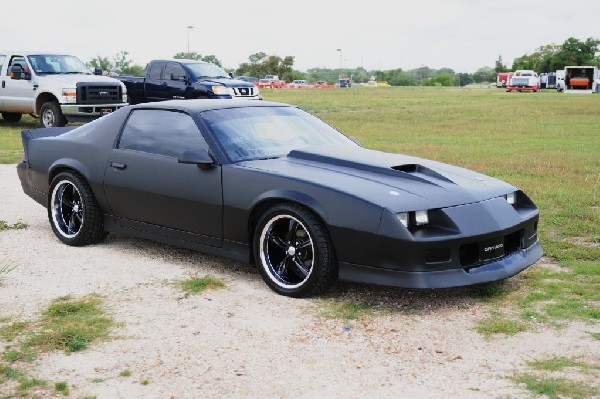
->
0, 164, 597, 399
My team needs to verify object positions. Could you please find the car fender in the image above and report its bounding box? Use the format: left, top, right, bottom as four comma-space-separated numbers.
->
250, 189, 330, 224
48, 158, 91, 185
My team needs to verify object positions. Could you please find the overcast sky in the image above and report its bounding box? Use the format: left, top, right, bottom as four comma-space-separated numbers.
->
3, 0, 599, 73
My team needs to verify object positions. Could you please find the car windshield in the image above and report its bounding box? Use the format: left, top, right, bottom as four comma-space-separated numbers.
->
186, 62, 231, 79
28, 54, 92, 75
201, 106, 357, 162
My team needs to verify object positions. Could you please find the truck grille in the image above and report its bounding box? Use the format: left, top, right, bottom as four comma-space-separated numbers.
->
76, 83, 124, 104
231, 86, 256, 98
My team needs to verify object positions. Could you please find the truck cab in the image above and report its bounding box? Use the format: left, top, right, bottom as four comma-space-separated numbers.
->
0, 52, 128, 127
120, 59, 261, 104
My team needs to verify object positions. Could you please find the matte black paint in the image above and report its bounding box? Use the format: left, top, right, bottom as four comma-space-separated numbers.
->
17, 99, 543, 289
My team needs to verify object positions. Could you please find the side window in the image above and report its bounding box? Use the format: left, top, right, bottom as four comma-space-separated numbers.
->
0, 55, 5, 73
164, 63, 185, 81
148, 62, 163, 80
6, 56, 27, 75
119, 110, 208, 158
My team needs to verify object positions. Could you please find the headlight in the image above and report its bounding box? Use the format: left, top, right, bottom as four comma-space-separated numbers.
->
212, 86, 232, 96
62, 88, 77, 103
396, 210, 429, 228
504, 192, 516, 205
396, 212, 409, 227
415, 210, 429, 226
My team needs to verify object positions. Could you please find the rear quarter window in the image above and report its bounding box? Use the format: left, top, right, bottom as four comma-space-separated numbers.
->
118, 109, 208, 158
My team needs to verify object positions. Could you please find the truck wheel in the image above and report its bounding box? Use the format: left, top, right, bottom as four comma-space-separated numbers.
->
1, 112, 22, 123
40, 102, 67, 128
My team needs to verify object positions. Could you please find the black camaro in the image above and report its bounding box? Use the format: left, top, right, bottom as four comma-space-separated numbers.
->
17, 100, 543, 297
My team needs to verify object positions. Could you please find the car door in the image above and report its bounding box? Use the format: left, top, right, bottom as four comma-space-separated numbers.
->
1, 55, 35, 113
103, 108, 223, 247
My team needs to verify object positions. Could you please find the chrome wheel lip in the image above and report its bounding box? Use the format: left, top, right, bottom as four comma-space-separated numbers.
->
259, 214, 314, 289
50, 180, 84, 239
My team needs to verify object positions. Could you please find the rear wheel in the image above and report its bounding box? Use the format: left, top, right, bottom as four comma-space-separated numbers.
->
1, 112, 22, 123
48, 171, 105, 246
254, 203, 337, 297
40, 101, 67, 128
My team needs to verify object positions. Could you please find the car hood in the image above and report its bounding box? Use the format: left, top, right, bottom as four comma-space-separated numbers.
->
35, 74, 124, 86
239, 145, 517, 211
194, 77, 254, 87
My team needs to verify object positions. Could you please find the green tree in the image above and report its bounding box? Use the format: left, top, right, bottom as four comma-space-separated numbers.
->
236, 53, 302, 82
495, 55, 507, 72
173, 52, 223, 67
88, 56, 113, 73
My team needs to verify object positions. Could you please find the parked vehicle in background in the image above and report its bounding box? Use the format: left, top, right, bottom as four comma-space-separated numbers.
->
118, 59, 261, 104
235, 76, 258, 84
314, 81, 335, 88
506, 70, 539, 92
539, 72, 557, 89
339, 77, 352, 87
561, 66, 598, 93
257, 77, 285, 89
287, 80, 312, 88
0, 51, 128, 127
496, 72, 510, 88
556, 70, 565, 92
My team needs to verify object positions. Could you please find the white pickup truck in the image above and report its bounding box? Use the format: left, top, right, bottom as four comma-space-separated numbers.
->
0, 52, 128, 127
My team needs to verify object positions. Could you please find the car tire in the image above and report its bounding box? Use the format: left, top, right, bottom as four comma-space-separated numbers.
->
254, 203, 337, 297
1, 112, 22, 123
48, 171, 105, 246
40, 101, 67, 128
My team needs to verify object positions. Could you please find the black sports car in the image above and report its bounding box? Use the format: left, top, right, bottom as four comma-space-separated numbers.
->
16, 100, 543, 297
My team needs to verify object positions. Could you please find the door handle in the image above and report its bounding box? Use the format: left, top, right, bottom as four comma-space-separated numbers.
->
110, 162, 126, 170
1, 81, 4, 89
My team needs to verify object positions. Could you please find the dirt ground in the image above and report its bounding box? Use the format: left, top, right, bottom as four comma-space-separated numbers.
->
1, 164, 598, 399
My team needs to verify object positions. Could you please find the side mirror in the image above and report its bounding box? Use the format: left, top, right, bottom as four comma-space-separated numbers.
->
94, 67, 103, 75
10, 65, 31, 80
229, 72, 234, 79
178, 149, 214, 170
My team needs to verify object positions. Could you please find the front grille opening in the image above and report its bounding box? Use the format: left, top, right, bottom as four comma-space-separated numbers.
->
459, 243, 479, 267
425, 248, 451, 264
504, 230, 522, 254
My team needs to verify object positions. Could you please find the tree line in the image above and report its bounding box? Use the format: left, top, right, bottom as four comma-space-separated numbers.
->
88, 37, 599, 87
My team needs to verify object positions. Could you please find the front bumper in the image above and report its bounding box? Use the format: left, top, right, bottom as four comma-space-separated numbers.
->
339, 239, 542, 289
61, 103, 129, 122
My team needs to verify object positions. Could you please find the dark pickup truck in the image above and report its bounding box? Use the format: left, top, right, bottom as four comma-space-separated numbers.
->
118, 59, 261, 104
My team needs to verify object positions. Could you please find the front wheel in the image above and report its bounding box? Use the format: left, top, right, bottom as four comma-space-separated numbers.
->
40, 101, 67, 127
48, 171, 105, 246
254, 203, 337, 297
1, 112, 22, 123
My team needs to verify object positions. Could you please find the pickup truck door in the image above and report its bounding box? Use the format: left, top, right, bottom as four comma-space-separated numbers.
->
142, 61, 165, 102
1, 55, 36, 113
161, 62, 188, 100
103, 108, 223, 247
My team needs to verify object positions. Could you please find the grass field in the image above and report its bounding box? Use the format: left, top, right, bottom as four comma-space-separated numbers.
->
1, 87, 598, 327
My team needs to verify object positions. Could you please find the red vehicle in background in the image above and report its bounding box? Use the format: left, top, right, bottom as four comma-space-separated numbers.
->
314, 80, 335, 88
257, 75, 285, 89
496, 72, 510, 88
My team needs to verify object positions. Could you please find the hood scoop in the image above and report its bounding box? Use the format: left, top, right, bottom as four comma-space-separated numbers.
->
287, 146, 456, 186
392, 163, 454, 183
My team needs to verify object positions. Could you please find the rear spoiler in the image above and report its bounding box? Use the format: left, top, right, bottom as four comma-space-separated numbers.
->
21, 127, 77, 162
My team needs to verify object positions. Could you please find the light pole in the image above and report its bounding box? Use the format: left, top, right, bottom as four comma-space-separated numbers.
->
187, 26, 194, 55
336, 49, 343, 74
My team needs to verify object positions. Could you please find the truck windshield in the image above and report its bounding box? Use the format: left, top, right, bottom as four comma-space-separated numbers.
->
186, 63, 231, 79
27, 55, 91, 75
